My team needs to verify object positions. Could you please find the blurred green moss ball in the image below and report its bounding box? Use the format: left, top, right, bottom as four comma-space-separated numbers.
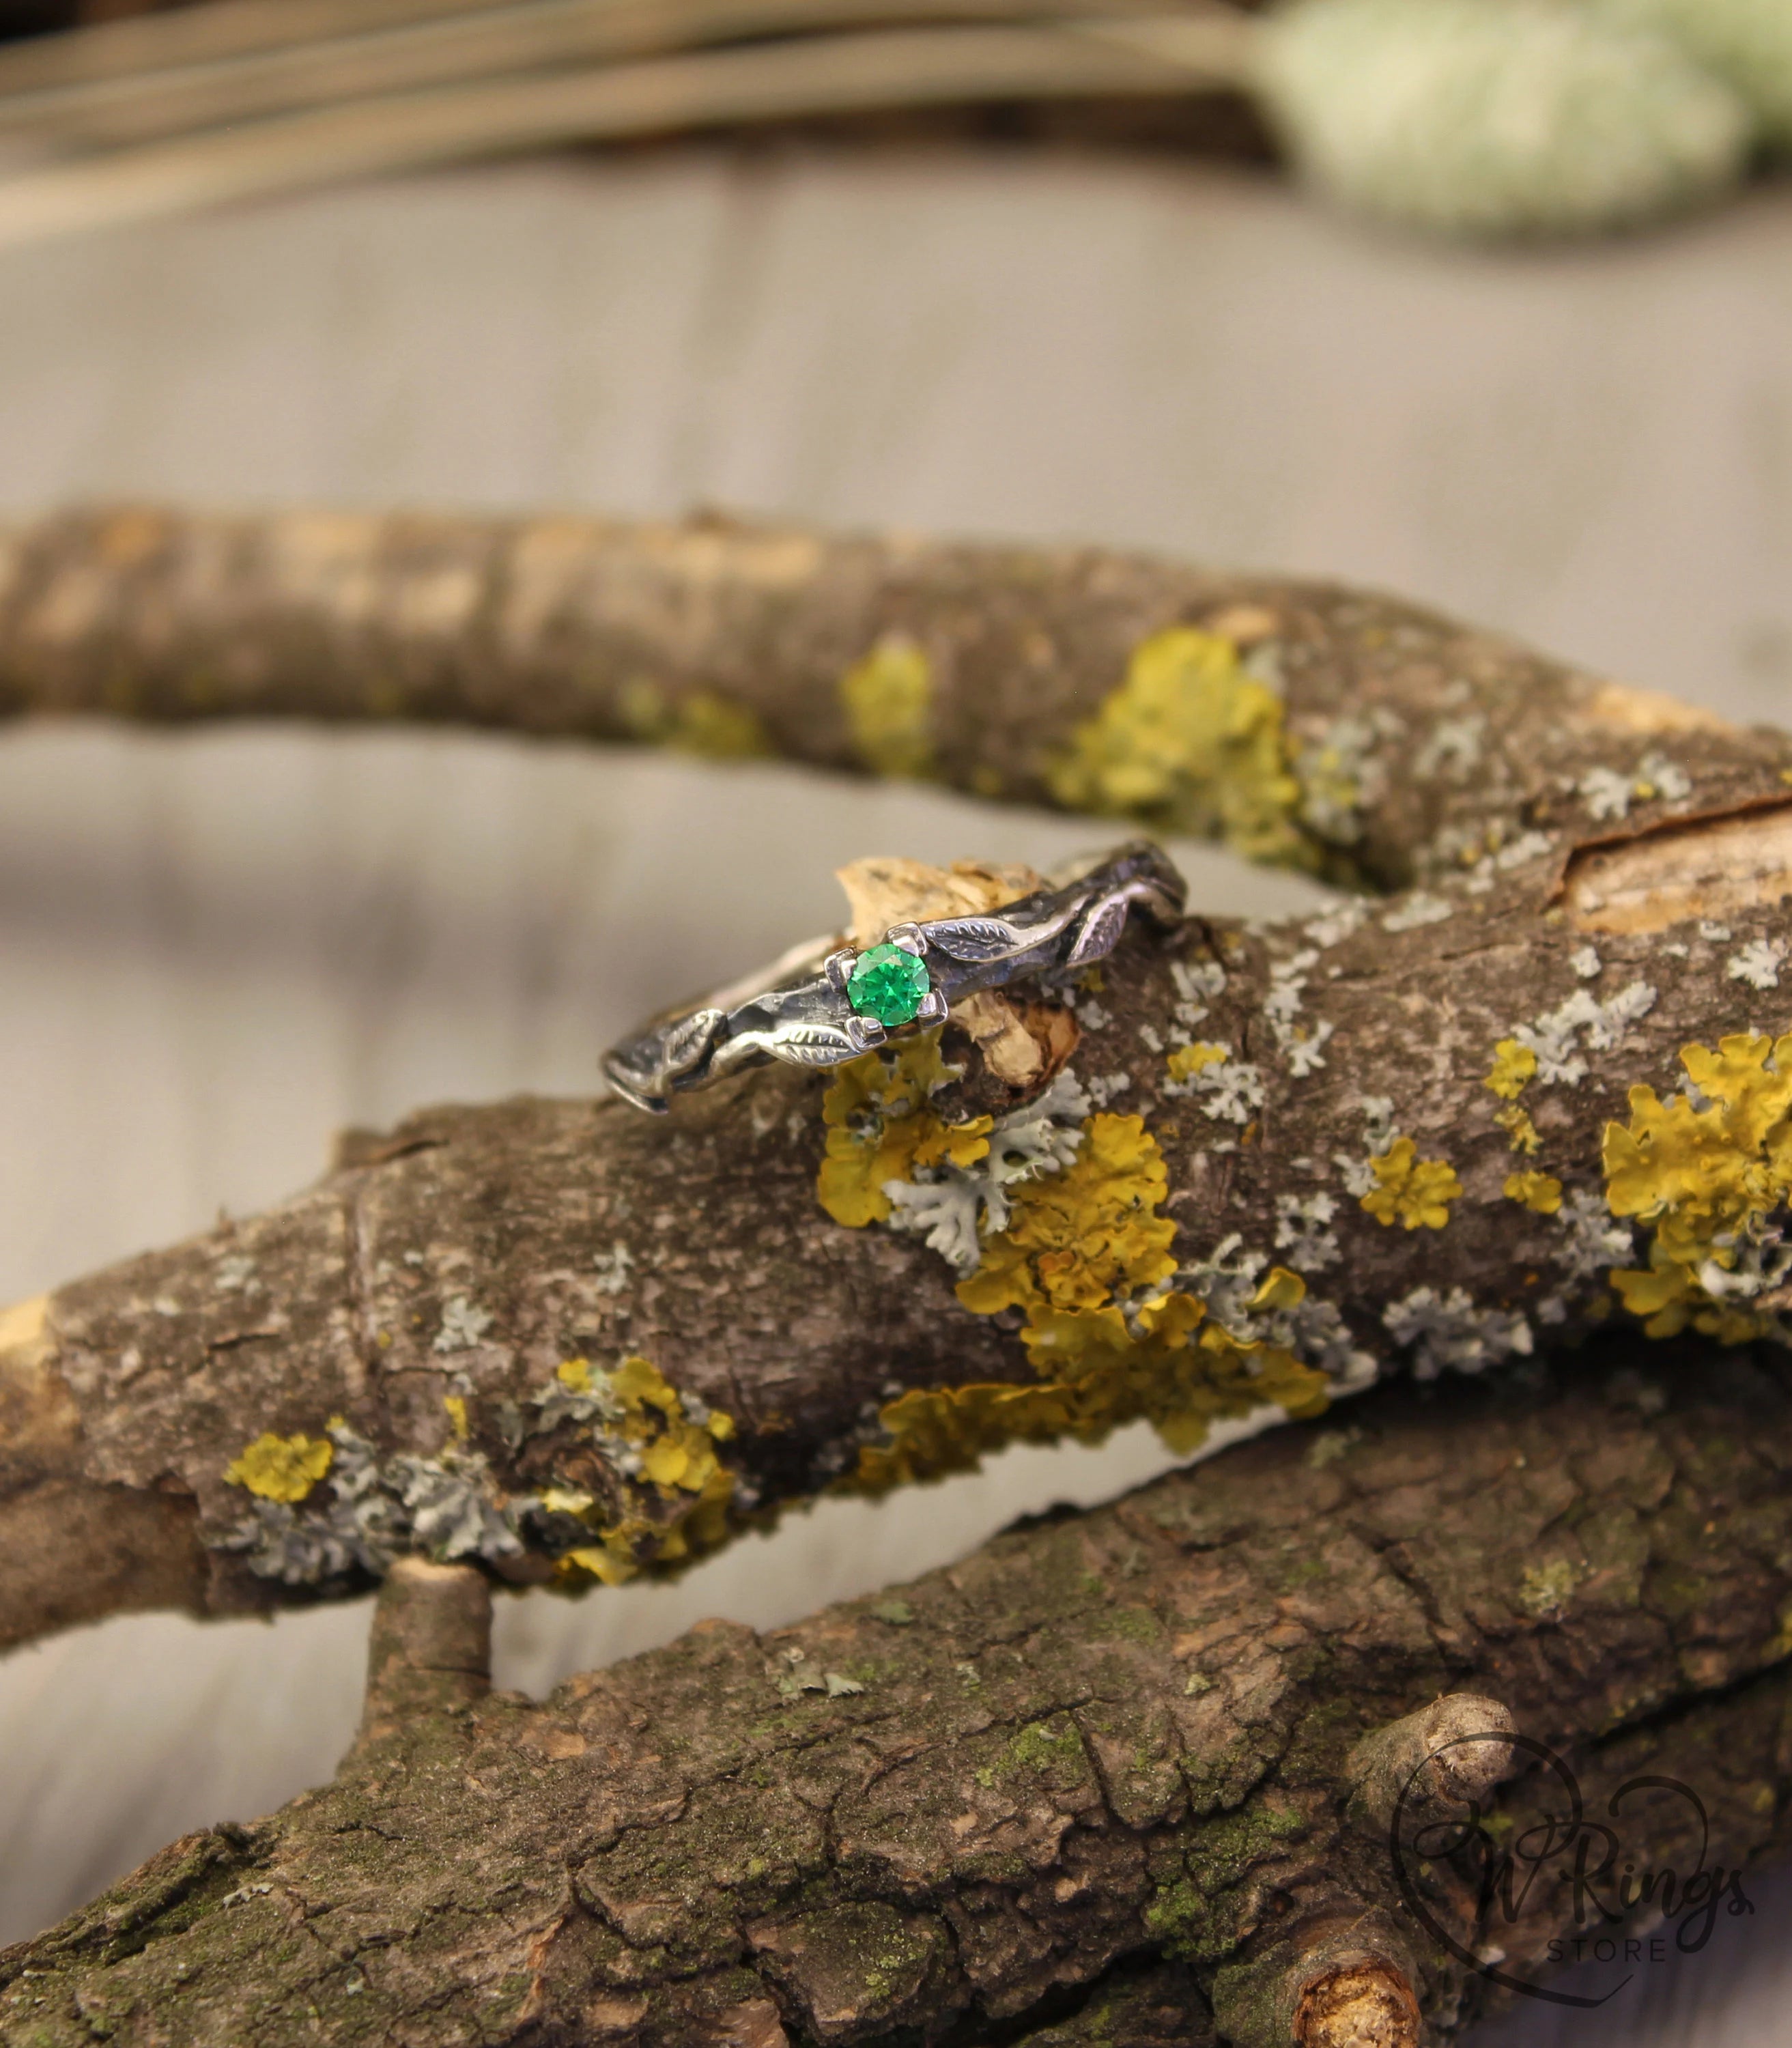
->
1603, 0, 1792, 147
1257, 0, 1752, 237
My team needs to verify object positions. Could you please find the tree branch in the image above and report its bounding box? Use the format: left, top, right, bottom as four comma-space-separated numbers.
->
5, 505, 1792, 2037
5, 507, 1792, 1650
3, 1352, 1789, 2045
0, 504, 1775, 890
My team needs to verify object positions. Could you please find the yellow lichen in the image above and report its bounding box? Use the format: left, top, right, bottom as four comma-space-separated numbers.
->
558, 1354, 740, 1587
1296, 737, 1361, 845
1165, 1042, 1228, 1084
816, 1057, 1330, 1483
816, 1033, 991, 1227
1484, 1040, 1538, 1100
844, 1109, 1326, 1487
225, 1431, 333, 1504
618, 678, 769, 759
443, 1393, 470, 1440
1495, 1105, 1542, 1154
1504, 1171, 1563, 1215
1604, 1032, 1792, 1341
859, 1279, 1326, 1492
1020, 1283, 1326, 1452
1046, 627, 1309, 867
956, 1113, 1178, 1315
839, 635, 934, 779
1361, 1137, 1462, 1231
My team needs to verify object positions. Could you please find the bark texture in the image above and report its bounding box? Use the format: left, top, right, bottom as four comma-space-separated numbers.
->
3, 1350, 1790, 2047
5, 508, 1792, 1648
5, 506, 1792, 2040
0, 505, 1772, 896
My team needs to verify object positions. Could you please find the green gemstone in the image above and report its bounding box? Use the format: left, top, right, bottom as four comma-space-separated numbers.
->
847, 943, 931, 1027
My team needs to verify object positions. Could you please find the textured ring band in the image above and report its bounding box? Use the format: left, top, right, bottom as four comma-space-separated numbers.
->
601, 840, 1186, 1113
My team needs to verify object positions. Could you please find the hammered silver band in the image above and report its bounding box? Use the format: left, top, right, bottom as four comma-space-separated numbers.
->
601, 840, 1186, 1114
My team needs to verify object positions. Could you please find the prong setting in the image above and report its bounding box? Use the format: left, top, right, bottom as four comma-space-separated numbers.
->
885, 922, 926, 957
915, 990, 949, 1026
845, 1014, 889, 1051
824, 948, 857, 995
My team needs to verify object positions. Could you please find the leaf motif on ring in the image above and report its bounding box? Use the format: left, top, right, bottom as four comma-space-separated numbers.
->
662, 1007, 726, 1074
1064, 896, 1128, 968
924, 918, 1029, 963
757, 1025, 862, 1068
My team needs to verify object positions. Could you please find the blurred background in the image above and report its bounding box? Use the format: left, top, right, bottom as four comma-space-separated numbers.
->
0, 1, 1789, 2040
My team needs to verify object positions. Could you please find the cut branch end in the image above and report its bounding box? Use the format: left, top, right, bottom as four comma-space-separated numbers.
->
1213, 1918, 1422, 2048
1292, 1957, 1423, 2048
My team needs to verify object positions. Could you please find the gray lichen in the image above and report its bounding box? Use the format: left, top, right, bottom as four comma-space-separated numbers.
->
1382, 1286, 1533, 1379
883, 1070, 1090, 1273
1180, 1234, 1377, 1391
1729, 939, 1787, 991
1275, 1193, 1341, 1271
432, 1295, 495, 1352
1513, 981, 1658, 1086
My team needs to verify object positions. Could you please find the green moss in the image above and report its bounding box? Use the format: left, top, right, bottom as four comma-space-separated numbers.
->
1146, 1803, 1309, 1962
1099, 1604, 1165, 1644
1518, 1557, 1582, 1616
973, 1716, 1089, 1789
1176, 1732, 1282, 1822
46, 1827, 255, 1968
1279, 1554, 1331, 1589
1303, 1425, 1362, 1469
1143, 1875, 1211, 1952
1648, 1568, 1717, 1619
1010, 1718, 1087, 1774
767, 1901, 945, 2019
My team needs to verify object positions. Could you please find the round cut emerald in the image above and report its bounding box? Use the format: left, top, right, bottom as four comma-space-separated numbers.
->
847, 943, 930, 1027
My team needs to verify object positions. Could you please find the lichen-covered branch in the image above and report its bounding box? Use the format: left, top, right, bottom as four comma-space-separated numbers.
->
4, 1354, 1790, 2047
0, 505, 1780, 891
8, 513, 1792, 1645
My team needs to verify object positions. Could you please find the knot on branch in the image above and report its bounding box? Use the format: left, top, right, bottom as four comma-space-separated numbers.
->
1346, 1692, 1520, 1832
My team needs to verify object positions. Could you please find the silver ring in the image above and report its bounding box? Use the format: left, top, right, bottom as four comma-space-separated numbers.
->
601, 840, 1186, 1113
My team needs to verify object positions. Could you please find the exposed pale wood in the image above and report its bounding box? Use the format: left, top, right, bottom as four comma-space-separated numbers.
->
1563, 802, 1792, 934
